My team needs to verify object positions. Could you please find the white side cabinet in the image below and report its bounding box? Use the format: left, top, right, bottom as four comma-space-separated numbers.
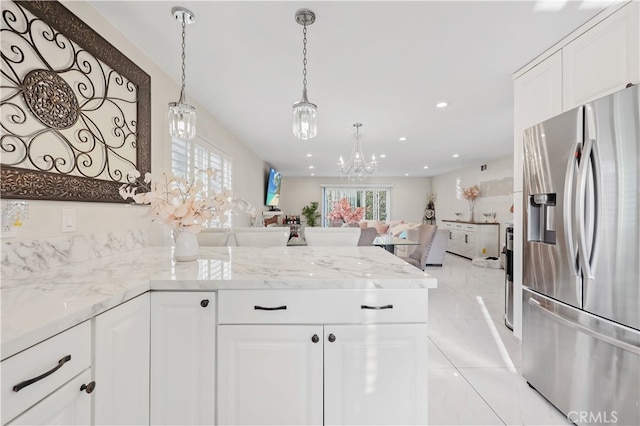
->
443, 222, 500, 259
217, 289, 429, 425
150, 292, 216, 425
93, 293, 150, 425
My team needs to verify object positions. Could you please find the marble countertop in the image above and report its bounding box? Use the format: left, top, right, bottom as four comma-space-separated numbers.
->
1, 246, 436, 360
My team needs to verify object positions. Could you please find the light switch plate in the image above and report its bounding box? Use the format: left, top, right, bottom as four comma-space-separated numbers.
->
61, 209, 76, 232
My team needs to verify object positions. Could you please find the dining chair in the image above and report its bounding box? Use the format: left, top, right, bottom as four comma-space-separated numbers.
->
197, 228, 231, 246
233, 227, 289, 247
357, 227, 378, 246
304, 227, 360, 246
399, 224, 438, 270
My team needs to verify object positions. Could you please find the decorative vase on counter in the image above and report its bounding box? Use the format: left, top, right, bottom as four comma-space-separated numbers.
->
468, 200, 476, 223
174, 230, 199, 262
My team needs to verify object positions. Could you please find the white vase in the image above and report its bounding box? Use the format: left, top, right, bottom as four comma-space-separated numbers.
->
174, 230, 199, 262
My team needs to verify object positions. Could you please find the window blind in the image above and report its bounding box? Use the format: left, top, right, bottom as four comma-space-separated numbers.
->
321, 185, 392, 225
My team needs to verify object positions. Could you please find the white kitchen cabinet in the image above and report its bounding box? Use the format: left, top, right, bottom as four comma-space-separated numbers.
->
8, 370, 93, 426
217, 324, 323, 425
323, 324, 428, 425
443, 221, 500, 259
216, 289, 429, 425
1, 322, 92, 425
150, 292, 216, 425
513, 51, 563, 192
563, 1, 639, 110
93, 293, 150, 425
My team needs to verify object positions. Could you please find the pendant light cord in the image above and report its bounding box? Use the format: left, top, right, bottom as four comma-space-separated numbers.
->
302, 24, 308, 91
179, 15, 187, 104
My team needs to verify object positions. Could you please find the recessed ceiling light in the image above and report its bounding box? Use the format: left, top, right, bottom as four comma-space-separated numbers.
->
309, 165, 314, 169
379, 154, 387, 158
436, 102, 448, 108
306, 153, 312, 157
423, 165, 429, 169
452, 154, 459, 158
310, 173, 315, 176
404, 173, 409, 176
399, 137, 407, 142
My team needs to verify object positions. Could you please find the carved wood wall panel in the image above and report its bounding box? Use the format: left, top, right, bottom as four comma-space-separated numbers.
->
1, 0, 151, 202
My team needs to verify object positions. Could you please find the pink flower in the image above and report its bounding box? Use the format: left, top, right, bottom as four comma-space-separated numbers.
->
462, 185, 480, 201
327, 198, 365, 224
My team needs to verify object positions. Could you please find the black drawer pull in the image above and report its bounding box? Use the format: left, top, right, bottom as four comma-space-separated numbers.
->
361, 304, 393, 310
13, 355, 72, 392
254, 305, 287, 311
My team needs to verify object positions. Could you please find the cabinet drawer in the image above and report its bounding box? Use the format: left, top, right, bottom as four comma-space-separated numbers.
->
464, 225, 476, 231
1, 321, 91, 425
218, 289, 428, 324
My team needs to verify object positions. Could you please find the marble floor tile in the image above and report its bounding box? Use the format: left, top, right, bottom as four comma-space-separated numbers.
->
458, 368, 571, 426
428, 368, 505, 425
428, 338, 455, 369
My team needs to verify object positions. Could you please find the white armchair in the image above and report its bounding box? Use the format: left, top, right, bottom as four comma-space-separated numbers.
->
197, 228, 230, 246
233, 227, 289, 247
304, 227, 360, 246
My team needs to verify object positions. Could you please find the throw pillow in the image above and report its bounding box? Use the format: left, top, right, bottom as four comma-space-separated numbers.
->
359, 221, 368, 229
375, 221, 390, 234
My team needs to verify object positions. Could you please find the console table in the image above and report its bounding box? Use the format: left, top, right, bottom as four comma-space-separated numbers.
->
442, 220, 500, 259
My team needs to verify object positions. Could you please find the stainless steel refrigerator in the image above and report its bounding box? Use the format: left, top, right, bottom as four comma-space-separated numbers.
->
522, 85, 639, 425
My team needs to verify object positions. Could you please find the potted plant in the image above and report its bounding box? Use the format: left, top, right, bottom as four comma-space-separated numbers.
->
301, 201, 321, 227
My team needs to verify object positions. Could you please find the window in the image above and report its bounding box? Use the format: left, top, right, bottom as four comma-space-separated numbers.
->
172, 136, 233, 226
322, 185, 391, 225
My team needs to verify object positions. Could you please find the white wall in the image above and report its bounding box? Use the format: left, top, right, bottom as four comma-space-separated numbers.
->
1, 1, 265, 245
279, 176, 432, 224
432, 156, 514, 246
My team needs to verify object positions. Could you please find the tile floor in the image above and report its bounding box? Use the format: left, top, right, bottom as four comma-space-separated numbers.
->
426, 253, 571, 426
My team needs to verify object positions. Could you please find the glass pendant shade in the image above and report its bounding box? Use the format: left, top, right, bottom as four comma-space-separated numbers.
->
168, 102, 196, 140
292, 89, 317, 140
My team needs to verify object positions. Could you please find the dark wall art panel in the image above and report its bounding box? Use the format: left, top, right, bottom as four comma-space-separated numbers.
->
1, 0, 151, 202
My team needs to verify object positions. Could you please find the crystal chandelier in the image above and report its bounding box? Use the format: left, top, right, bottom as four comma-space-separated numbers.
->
337, 123, 378, 180
292, 9, 317, 140
168, 6, 196, 140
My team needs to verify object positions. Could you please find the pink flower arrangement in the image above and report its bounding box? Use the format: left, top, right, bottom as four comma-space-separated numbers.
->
119, 169, 235, 233
462, 185, 480, 201
327, 198, 365, 224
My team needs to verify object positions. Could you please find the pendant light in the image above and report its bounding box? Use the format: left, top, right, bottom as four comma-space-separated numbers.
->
168, 6, 196, 140
292, 9, 317, 140
337, 123, 378, 180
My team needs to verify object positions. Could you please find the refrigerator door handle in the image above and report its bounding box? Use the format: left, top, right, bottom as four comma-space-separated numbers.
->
528, 298, 640, 355
576, 138, 595, 280
562, 143, 580, 279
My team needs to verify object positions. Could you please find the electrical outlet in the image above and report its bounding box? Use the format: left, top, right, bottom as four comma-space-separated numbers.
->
1, 224, 18, 238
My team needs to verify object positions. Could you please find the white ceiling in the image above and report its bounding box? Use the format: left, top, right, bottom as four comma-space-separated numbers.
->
89, 1, 608, 178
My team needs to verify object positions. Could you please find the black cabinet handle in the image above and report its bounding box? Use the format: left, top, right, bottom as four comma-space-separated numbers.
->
80, 381, 96, 394
361, 304, 393, 310
200, 299, 209, 308
311, 334, 319, 343
254, 305, 287, 311
13, 355, 72, 392
328, 334, 336, 343
465, 234, 468, 244
449, 231, 452, 239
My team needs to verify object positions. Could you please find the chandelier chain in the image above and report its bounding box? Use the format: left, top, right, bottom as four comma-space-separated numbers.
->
179, 15, 187, 103
302, 24, 308, 90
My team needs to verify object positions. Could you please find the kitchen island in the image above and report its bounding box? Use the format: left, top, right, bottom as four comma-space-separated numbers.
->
2, 245, 436, 425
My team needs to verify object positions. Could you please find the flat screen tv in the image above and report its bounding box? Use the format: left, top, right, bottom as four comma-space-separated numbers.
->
265, 167, 281, 208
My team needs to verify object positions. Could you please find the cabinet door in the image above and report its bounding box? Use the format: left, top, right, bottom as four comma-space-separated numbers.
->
94, 293, 150, 425
513, 51, 563, 192
461, 232, 477, 257
217, 325, 323, 425
150, 292, 216, 425
324, 324, 428, 425
563, 1, 639, 110
8, 370, 92, 425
